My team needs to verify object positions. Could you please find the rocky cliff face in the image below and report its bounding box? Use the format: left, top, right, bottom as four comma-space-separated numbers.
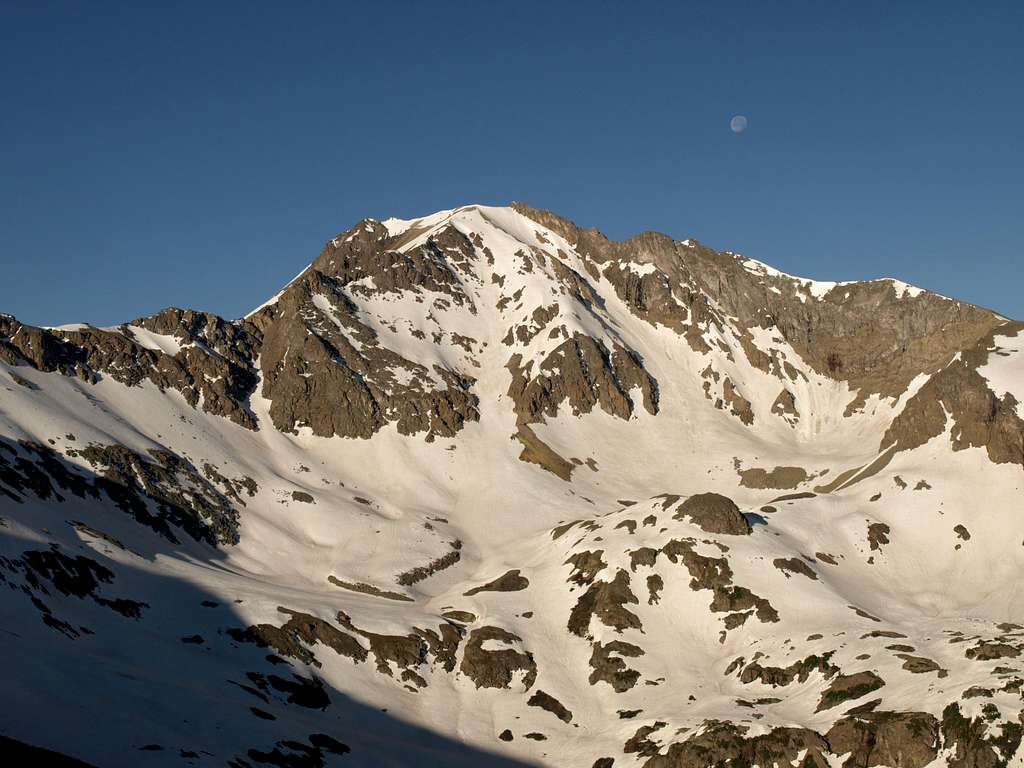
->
1, 204, 1022, 767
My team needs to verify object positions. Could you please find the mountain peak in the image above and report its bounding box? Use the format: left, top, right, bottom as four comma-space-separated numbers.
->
1, 203, 1022, 766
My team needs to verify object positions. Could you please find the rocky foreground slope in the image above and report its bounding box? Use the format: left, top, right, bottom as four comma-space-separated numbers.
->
1, 203, 1023, 767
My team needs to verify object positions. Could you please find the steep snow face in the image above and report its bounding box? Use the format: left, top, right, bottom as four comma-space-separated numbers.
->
0, 205, 1022, 767
979, 327, 1024, 419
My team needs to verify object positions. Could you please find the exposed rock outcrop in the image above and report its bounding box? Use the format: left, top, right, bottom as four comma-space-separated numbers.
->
673, 493, 751, 535
882, 323, 1024, 469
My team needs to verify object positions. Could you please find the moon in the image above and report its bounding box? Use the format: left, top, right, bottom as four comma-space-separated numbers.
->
730, 115, 748, 134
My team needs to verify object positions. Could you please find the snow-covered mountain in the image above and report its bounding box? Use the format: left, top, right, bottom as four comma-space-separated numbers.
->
2, 203, 1023, 767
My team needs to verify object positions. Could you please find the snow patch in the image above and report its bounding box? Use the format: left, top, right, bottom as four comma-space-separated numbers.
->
125, 326, 182, 356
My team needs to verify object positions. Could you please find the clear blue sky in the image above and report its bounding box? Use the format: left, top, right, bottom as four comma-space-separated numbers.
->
2, 1, 1022, 325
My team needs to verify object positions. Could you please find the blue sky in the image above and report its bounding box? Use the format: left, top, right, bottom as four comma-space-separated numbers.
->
2, 1, 1022, 325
